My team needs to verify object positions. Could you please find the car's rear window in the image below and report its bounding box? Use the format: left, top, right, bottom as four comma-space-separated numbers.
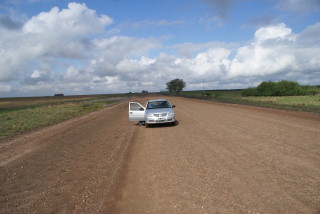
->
147, 101, 171, 109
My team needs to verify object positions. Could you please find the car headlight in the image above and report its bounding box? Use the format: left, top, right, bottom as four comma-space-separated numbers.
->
147, 113, 154, 118
168, 112, 175, 117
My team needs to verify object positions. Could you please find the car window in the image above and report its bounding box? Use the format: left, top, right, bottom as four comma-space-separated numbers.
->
130, 103, 143, 111
147, 101, 171, 109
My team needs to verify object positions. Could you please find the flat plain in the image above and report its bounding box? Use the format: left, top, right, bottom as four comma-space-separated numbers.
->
0, 95, 128, 140
180, 90, 320, 114
0, 96, 319, 213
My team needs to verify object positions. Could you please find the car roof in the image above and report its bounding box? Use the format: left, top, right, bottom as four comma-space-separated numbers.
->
148, 99, 168, 102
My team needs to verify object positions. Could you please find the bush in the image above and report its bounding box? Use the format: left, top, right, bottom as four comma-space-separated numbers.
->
257, 81, 278, 96
205, 91, 212, 96
302, 86, 319, 96
308, 89, 319, 96
275, 80, 304, 96
243, 80, 314, 97
241, 87, 259, 96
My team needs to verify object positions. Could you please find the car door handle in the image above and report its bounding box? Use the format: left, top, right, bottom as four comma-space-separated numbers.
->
130, 112, 133, 114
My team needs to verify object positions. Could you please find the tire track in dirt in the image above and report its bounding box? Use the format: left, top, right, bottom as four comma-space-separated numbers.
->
0, 102, 138, 213
108, 97, 320, 214
1, 97, 319, 213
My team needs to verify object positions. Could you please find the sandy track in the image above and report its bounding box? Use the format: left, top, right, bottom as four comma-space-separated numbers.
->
0, 103, 138, 213
1, 97, 320, 213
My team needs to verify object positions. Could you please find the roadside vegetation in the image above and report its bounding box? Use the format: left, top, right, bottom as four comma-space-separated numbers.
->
241, 80, 319, 96
165, 80, 320, 114
0, 94, 132, 141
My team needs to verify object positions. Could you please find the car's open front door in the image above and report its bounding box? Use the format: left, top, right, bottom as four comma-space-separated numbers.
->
129, 102, 145, 121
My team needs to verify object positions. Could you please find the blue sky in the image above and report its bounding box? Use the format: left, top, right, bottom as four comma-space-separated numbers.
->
0, 0, 319, 97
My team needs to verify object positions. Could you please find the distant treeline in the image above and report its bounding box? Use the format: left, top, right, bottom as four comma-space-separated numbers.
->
242, 80, 319, 96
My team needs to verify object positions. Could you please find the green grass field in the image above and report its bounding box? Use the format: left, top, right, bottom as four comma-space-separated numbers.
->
0, 94, 132, 141
178, 90, 320, 114
0, 94, 127, 109
242, 95, 320, 106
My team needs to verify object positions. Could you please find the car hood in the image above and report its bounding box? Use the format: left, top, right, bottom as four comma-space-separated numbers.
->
145, 108, 174, 114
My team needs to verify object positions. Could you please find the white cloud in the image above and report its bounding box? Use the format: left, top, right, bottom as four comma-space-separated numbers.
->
0, 2, 319, 97
0, 2, 112, 82
109, 22, 320, 90
174, 41, 237, 58
24, 3, 112, 35
89, 36, 161, 78
254, 23, 292, 41
23, 69, 52, 84
228, 23, 320, 82
60, 66, 93, 83
116, 57, 155, 74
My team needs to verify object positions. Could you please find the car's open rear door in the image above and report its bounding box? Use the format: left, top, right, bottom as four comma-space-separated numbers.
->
129, 102, 145, 121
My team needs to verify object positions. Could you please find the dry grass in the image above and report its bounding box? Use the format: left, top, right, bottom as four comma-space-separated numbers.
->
176, 90, 320, 114
0, 94, 130, 141
242, 95, 320, 107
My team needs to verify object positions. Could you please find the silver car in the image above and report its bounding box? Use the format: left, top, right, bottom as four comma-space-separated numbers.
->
129, 99, 176, 128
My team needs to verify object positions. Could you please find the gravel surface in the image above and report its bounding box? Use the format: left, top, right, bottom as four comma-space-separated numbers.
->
1, 97, 319, 213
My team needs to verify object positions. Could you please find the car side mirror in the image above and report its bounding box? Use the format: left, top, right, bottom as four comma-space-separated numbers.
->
172, 105, 176, 108
139, 107, 145, 111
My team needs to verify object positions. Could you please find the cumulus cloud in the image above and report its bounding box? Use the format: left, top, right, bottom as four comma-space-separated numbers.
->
174, 41, 237, 58
60, 66, 92, 83
23, 3, 112, 35
106, 22, 320, 90
0, 2, 319, 97
23, 69, 52, 84
0, 2, 112, 82
229, 24, 296, 78
228, 23, 320, 84
254, 23, 293, 41
89, 36, 161, 78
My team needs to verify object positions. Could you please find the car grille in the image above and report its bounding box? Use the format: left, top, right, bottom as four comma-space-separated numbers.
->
153, 113, 168, 117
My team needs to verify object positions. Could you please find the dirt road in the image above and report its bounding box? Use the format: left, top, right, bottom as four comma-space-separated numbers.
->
1, 97, 320, 213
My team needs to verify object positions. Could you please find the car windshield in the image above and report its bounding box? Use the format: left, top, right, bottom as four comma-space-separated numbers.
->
146, 101, 171, 109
